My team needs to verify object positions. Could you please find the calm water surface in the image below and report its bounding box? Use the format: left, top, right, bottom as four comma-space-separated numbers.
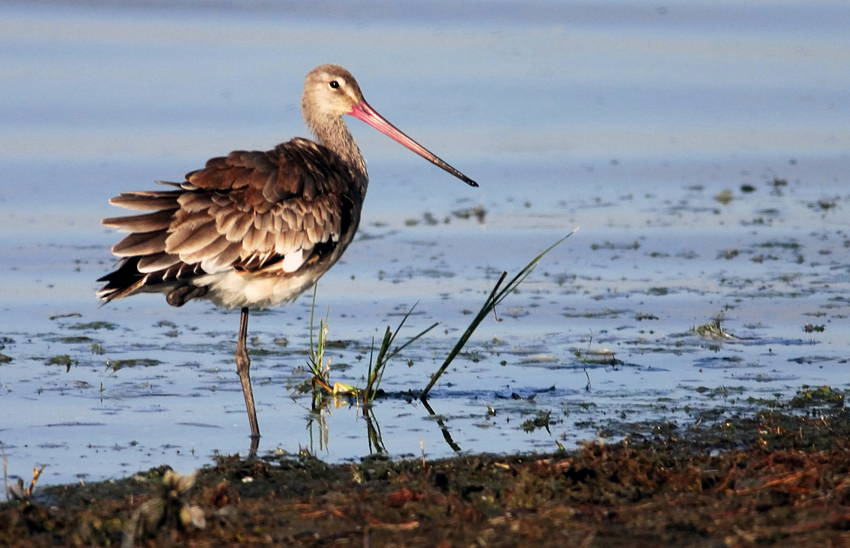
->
1, 1, 849, 485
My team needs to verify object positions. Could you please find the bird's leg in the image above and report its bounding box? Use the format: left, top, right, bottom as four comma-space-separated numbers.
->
235, 307, 261, 440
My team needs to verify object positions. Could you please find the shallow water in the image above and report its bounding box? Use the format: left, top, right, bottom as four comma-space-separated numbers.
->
1, 1, 849, 485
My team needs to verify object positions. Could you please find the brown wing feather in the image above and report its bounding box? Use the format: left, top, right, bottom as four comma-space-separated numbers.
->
98, 138, 361, 304
109, 190, 182, 211
102, 209, 176, 233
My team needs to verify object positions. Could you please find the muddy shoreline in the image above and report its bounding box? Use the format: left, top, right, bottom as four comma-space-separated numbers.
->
3, 386, 849, 547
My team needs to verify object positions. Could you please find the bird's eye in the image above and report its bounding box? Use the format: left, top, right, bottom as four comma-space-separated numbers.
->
329, 81, 340, 89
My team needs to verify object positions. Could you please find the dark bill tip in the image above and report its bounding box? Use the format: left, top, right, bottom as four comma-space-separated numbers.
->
350, 100, 480, 189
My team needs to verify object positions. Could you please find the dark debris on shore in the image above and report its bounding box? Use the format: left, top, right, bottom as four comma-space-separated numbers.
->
3, 386, 850, 547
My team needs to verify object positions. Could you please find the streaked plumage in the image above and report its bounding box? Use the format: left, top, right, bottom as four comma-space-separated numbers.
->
99, 64, 477, 441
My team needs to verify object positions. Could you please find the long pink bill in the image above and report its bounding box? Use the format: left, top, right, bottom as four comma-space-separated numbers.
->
349, 100, 478, 187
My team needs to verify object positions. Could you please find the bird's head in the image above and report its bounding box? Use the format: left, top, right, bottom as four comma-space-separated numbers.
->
302, 64, 365, 120
301, 64, 478, 187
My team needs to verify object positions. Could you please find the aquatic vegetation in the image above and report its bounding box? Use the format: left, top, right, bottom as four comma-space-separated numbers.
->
44, 355, 74, 368
421, 231, 576, 400
365, 303, 437, 404
67, 321, 117, 331
692, 318, 737, 341
306, 292, 337, 396
107, 358, 162, 372
789, 385, 844, 408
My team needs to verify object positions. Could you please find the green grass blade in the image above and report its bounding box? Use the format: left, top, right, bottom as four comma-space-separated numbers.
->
421, 230, 577, 400
365, 303, 439, 402
388, 322, 439, 360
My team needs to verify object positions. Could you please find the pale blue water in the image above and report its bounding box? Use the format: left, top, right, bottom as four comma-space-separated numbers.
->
1, 1, 849, 486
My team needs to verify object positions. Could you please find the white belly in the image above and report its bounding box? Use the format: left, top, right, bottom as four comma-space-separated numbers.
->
194, 269, 320, 309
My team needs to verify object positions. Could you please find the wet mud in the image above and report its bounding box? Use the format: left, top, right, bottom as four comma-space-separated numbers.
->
3, 387, 850, 547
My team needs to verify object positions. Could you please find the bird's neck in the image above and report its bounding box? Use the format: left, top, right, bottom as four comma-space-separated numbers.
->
311, 114, 368, 191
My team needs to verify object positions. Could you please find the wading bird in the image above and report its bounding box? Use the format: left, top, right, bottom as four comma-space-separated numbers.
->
98, 64, 477, 442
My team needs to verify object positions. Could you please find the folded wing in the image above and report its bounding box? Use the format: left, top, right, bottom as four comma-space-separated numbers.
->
98, 139, 357, 304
